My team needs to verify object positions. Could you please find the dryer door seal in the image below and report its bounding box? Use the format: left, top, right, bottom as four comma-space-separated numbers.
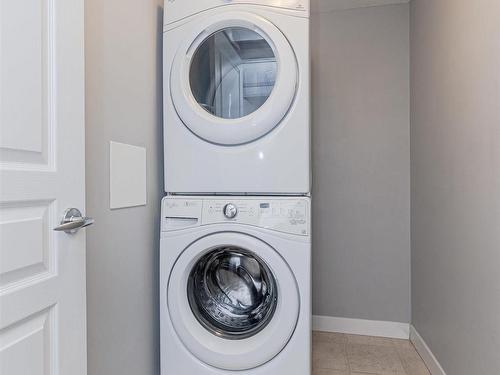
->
170, 11, 298, 145
167, 232, 300, 370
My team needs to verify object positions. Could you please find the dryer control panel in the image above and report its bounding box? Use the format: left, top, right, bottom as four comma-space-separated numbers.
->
164, 0, 310, 26
162, 197, 310, 236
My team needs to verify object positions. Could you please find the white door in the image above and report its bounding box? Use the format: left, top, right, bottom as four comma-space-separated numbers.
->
0, 0, 88, 374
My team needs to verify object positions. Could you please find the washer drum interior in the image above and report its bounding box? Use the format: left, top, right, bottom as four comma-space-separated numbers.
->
187, 247, 278, 340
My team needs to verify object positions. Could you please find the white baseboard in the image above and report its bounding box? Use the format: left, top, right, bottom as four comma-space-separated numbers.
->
410, 325, 447, 375
312, 315, 410, 339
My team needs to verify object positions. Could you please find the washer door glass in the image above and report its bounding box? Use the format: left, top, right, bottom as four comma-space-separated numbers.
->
167, 232, 300, 371
190, 27, 277, 120
187, 247, 278, 340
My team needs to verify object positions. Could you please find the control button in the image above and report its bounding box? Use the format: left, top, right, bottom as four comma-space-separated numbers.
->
223, 203, 238, 219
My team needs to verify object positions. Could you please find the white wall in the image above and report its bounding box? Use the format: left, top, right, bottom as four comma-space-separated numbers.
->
85, 1, 164, 374
311, 4, 411, 323
312, 0, 409, 13
411, 0, 500, 373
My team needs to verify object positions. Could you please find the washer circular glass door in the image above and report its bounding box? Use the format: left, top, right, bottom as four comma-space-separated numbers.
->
167, 233, 300, 371
170, 12, 298, 145
187, 247, 278, 340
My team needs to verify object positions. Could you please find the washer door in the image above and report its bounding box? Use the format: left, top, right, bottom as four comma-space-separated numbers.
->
170, 12, 298, 145
167, 233, 300, 370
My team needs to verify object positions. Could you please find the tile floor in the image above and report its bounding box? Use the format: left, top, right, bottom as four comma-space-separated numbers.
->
313, 331, 431, 375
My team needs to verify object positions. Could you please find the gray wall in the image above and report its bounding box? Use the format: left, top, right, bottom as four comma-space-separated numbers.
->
85, 1, 163, 374
312, 4, 411, 323
411, 0, 500, 373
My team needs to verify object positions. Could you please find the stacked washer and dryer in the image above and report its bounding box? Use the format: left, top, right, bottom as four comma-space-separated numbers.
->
160, 1, 311, 374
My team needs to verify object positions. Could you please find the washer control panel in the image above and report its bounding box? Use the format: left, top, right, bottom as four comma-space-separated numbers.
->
203, 199, 309, 236
162, 197, 310, 236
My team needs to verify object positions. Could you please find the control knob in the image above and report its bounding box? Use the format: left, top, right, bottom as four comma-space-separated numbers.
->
223, 203, 238, 219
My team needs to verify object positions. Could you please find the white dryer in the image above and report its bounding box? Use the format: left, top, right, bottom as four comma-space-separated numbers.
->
163, 0, 310, 194
160, 196, 311, 374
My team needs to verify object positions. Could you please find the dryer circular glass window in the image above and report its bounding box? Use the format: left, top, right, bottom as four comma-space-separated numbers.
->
189, 27, 278, 120
170, 13, 298, 145
187, 247, 278, 340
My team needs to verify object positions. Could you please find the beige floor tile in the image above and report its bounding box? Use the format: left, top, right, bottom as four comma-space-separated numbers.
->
313, 330, 347, 344
392, 338, 414, 349
347, 343, 406, 375
346, 333, 397, 347
312, 331, 429, 375
312, 369, 350, 375
394, 341, 431, 375
313, 340, 349, 371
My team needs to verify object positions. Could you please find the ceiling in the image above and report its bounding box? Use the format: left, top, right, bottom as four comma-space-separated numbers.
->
311, 0, 410, 13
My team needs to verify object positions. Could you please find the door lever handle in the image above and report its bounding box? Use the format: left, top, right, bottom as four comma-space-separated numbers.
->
54, 208, 94, 234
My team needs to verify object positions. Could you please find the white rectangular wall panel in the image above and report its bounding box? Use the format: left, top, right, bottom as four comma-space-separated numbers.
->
110, 141, 147, 209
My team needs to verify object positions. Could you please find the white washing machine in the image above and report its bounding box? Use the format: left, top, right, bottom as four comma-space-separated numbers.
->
163, 0, 310, 194
160, 196, 311, 374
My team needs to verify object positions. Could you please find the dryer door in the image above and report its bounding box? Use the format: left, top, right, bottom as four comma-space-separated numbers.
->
167, 232, 300, 370
170, 12, 298, 145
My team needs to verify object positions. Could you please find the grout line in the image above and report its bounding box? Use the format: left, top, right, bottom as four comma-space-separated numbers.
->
393, 341, 411, 375
410, 341, 433, 374
344, 333, 353, 374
